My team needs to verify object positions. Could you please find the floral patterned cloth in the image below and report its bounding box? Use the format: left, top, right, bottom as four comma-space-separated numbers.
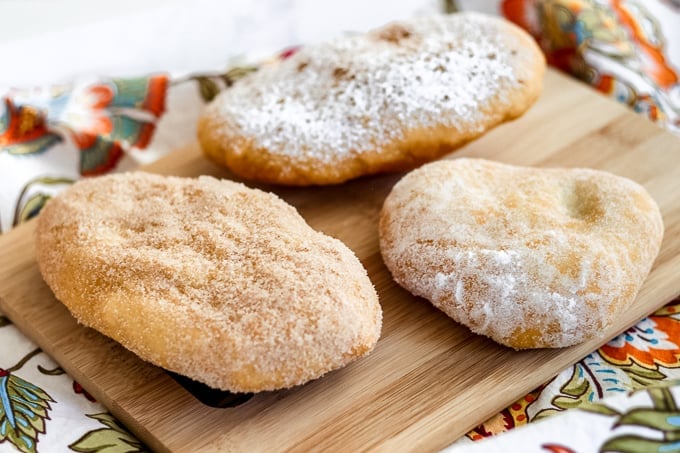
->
503, 0, 680, 135
1, 1, 679, 452
0, 68, 254, 232
451, 381, 680, 452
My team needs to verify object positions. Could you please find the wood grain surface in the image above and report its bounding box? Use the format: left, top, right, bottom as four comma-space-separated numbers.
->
1, 69, 680, 452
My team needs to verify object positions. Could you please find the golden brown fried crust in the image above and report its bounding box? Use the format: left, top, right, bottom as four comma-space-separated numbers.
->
379, 158, 663, 349
35, 172, 382, 392
198, 13, 545, 186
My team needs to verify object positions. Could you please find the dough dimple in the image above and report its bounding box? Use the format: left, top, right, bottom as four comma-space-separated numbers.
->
379, 158, 664, 349
35, 172, 382, 392
198, 12, 545, 186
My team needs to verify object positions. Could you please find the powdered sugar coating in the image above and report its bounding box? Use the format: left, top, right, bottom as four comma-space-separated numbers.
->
379, 158, 664, 349
224, 15, 517, 158
199, 13, 545, 185
35, 172, 382, 392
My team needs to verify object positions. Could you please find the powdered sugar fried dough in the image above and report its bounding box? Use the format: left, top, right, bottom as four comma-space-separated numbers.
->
199, 13, 545, 185
379, 158, 664, 349
35, 172, 382, 392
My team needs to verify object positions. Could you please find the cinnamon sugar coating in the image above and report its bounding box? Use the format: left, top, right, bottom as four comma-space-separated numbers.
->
198, 13, 545, 185
35, 172, 382, 392
379, 159, 663, 349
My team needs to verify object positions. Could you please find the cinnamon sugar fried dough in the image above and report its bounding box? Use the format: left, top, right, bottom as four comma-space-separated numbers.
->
379, 159, 664, 349
35, 172, 382, 392
198, 13, 545, 185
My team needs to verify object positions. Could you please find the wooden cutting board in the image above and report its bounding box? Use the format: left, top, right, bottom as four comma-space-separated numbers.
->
1, 69, 680, 452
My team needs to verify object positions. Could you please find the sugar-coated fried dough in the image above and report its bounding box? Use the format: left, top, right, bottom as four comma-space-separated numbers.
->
198, 13, 545, 185
379, 159, 663, 349
36, 172, 382, 392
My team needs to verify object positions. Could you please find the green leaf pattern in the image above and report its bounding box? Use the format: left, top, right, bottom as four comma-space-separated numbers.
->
615, 408, 680, 432
69, 413, 147, 453
0, 339, 138, 453
536, 353, 630, 420
12, 177, 74, 227
191, 65, 258, 102
0, 372, 53, 453
619, 361, 669, 389
194, 76, 221, 102
2, 134, 62, 156
601, 435, 680, 453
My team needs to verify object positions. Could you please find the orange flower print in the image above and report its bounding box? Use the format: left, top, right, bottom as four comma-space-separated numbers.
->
600, 315, 680, 370
501, 0, 680, 134
609, 0, 679, 89
58, 75, 168, 176
65, 85, 115, 150
0, 97, 62, 155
